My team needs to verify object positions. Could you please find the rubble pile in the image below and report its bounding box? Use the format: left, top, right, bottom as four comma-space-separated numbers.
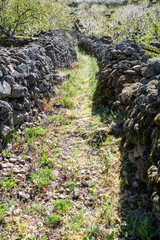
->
0, 31, 77, 149
78, 35, 160, 221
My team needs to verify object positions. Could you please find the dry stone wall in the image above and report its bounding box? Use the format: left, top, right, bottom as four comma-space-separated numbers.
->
0, 31, 77, 149
78, 35, 160, 221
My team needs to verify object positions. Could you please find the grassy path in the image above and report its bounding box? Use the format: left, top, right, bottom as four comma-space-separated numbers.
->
0, 50, 123, 239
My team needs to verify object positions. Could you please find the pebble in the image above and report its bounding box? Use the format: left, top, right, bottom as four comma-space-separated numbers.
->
53, 170, 59, 177
2, 163, 13, 168
14, 208, 22, 215
59, 188, 64, 193
132, 181, 138, 188
73, 189, 80, 199
13, 168, 21, 174
59, 194, 66, 199
82, 181, 88, 187
18, 159, 25, 164
9, 158, 17, 163
16, 174, 26, 180
37, 222, 43, 227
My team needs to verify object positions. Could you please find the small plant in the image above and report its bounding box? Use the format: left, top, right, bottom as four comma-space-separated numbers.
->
1, 150, 12, 156
61, 97, 75, 109
0, 177, 17, 190
53, 199, 72, 214
24, 126, 46, 145
88, 185, 97, 201
26, 204, 46, 216
50, 114, 63, 122
40, 154, 52, 167
0, 202, 14, 223
101, 196, 115, 225
53, 147, 60, 153
64, 181, 78, 191
106, 231, 115, 240
75, 128, 84, 136
137, 213, 158, 240
24, 233, 36, 240
29, 167, 55, 189
84, 224, 102, 240
65, 211, 85, 232
45, 214, 62, 227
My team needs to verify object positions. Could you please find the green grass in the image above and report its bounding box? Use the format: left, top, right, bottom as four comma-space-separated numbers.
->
45, 214, 62, 227
29, 167, 56, 189
65, 211, 85, 232
26, 204, 46, 216
40, 154, 53, 167
0, 177, 17, 190
61, 97, 75, 109
50, 114, 63, 121
53, 199, 72, 214
0, 202, 15, 223
64, 181, 78, 191
84, 224, 102, 240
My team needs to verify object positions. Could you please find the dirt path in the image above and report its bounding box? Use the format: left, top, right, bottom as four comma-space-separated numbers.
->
1, 50, 124, 240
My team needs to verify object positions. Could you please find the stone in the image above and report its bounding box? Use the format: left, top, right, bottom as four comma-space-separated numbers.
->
59, 194, 66, 199
132, 65, 141, 72
14, 208, 22, 215
0, 123, 11, 139
0, 100, 12, 122
73, 189, 80, 199
124, 70, 136, 75
0, 70, 3, 78
132, 181, 138, 188
13, 110, 26, 126
16, 63, 30, 77
120, 85, 133, 104
36, 99, 44, 111
142, 59, 160, 78
37, 222, 43, 227
10, 84, 28, 98
0, 79, 11, 98
9, 158, 17, 163
4, 75, 15, 84
0, 64, 9, 75
18, 191, 30, 200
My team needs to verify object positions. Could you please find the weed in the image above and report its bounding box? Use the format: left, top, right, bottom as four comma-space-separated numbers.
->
88, 130, 108, 148
61, 97, 75, 109
0, 177, 17, 190
0, 201, 14, 223
50, 114, 63, 122
65, 211, 85, 232
40, 154, 52, 167
101, 196, 115, 225
137, 213, 158, 240
1, 150, 11, 156
84, 224, 102, 240
88, 185, 97, 202
26, 204, 46, 216
106, 231, 115, 240
121, 210, 159, 239
53, 147, 60, 153
67, 112, 76, 120
24, 127, 46, 146
75, 128, 84, 136
25, 126, 46, 138
45, 214, 62, 227
61, 119, 72, 126
53, 199, 72, 214
23, 233, 36, 240
64, 181, 78, 191
29, 167, 55, 189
